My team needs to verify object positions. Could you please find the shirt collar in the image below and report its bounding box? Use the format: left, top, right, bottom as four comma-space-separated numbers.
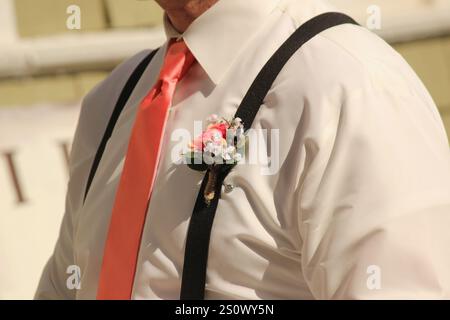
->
163, 0, 281, 84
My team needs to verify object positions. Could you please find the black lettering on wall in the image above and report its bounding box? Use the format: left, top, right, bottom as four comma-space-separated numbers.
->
3, 151, 27, 204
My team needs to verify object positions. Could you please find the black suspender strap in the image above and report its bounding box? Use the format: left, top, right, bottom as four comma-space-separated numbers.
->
83, 50, 158, 201
180, 12, 358, 300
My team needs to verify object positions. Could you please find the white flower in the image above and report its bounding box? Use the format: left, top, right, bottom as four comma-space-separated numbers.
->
233, 153, 243, 162
203, 153, 215, 165
204, 141, 224, 157
207, 114, 219, 123
211, 131, 222, 142
220, 145, 232, 160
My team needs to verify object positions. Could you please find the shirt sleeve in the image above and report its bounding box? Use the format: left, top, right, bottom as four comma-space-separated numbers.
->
34, 93, 93, 300
297, 83, 450, 299
34, 195, 76, 300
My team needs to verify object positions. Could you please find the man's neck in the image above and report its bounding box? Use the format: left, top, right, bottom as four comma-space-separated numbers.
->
157, 0, 219, 33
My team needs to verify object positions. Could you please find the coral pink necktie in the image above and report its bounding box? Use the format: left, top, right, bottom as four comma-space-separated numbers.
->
97, 40, 195, 299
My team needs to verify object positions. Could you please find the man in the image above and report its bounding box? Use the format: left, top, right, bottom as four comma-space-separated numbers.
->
36, 0, 450, 299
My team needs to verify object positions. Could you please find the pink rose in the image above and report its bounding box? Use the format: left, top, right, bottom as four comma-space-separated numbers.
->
190, 127, 224, 152
207, 123, 227, 138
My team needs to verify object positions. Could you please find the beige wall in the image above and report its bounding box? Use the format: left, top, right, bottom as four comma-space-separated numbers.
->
14, 0, 107, 37
394, 37, 450, 139
0, 103, 80, 299
14, 0, 163, 37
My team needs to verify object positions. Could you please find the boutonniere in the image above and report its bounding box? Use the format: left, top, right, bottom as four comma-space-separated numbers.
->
184, 114, 245, 205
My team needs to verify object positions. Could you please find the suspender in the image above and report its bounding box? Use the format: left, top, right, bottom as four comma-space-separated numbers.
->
83, 12, 358, 299
181, 12, 358, 300
83, 50, 159, 202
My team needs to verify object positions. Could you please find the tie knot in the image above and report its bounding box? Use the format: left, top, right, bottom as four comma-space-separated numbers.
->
158, 39, 196, 83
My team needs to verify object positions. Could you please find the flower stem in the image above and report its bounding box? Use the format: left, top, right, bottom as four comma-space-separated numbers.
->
204, 165, 218, 205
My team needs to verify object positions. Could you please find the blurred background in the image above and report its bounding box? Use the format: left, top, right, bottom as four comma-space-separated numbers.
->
0, 0, 449, 299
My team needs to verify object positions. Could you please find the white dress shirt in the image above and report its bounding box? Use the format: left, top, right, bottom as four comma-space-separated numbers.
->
36, 0, 450, 299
